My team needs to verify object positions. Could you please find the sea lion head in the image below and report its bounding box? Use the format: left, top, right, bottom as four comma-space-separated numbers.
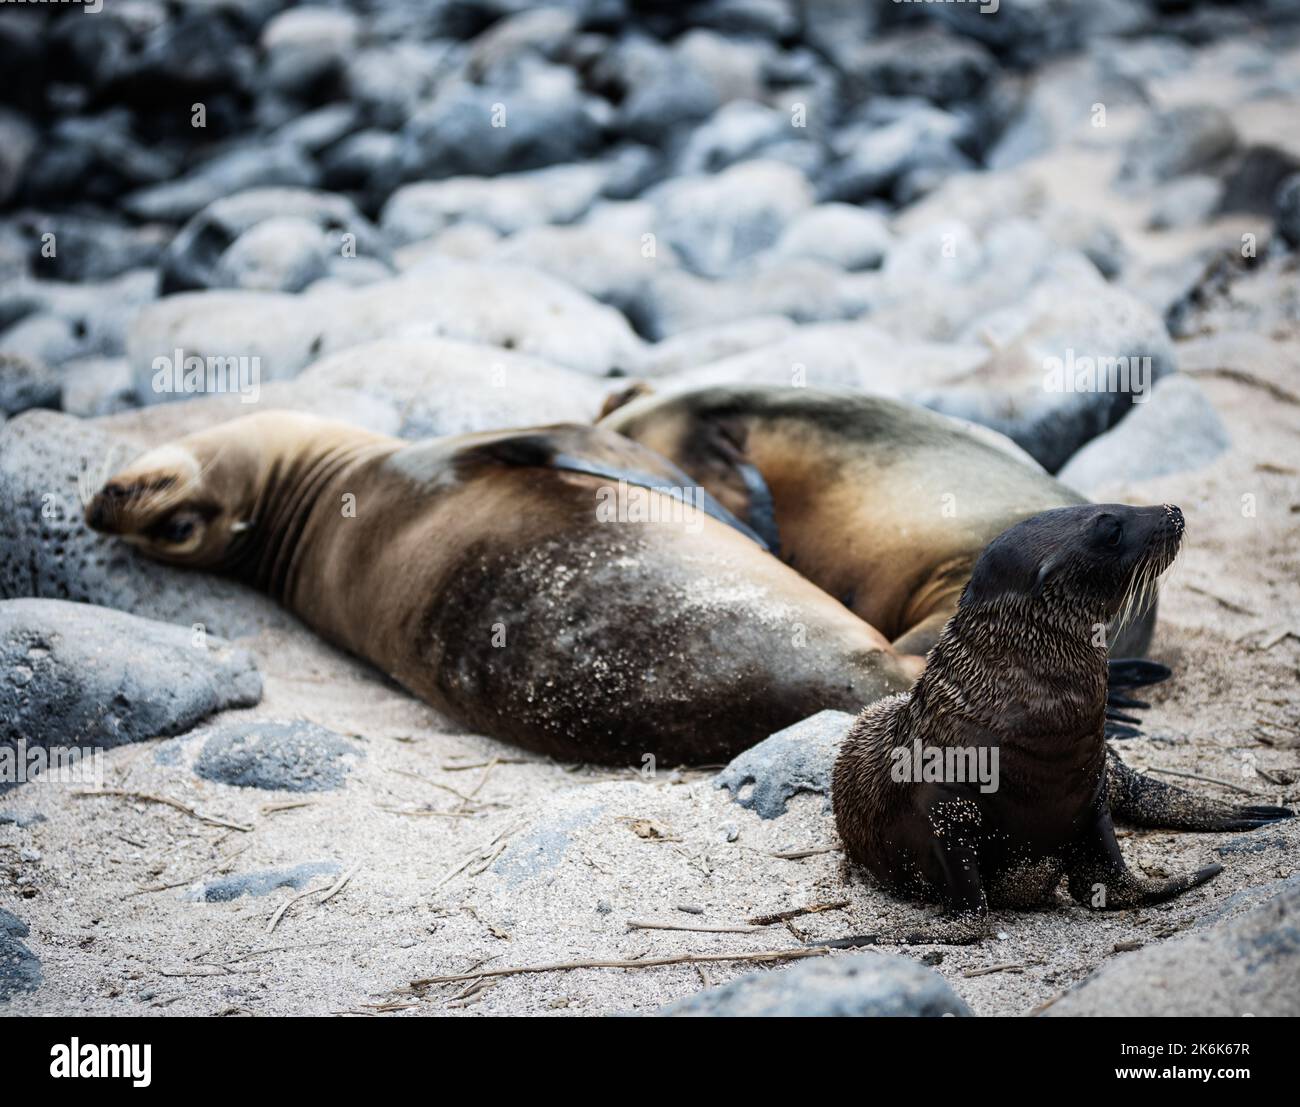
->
84, 432, 265, 568
964, 503, 1183, 628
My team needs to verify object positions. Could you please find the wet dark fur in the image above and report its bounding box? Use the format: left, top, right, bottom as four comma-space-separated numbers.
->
832, 504, 1235, 935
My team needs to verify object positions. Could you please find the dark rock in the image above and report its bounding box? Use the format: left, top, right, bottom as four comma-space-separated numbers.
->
715, 709, 852, 819
928, 0, 1151, 68
840, 29, 996, 106
7, 212, 168, 284
690, 0, 798, 40
319, 130, 405, 214
0, 907, 41, 1002
187, 861, 341, 903
403, 82, 604, 179
1057, 375, 1229, 493
1046, 878, 1300, 1016
0, 411, 290, 638
194, 719, 362, 793
1117, 105, 1238, 189
0, 598, 261, 771
1276, 172, 1300, 249
20, 112, 180, 208
1215, 834, 1290, 857
652, 952, 972, 1017
1219, 144, 1300, 215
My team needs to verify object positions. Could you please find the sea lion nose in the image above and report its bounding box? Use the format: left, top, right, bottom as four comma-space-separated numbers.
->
1163, 503, 1184, 535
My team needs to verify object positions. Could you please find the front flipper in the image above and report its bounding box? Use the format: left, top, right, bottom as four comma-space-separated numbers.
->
1106, 748, 1294, 832
835, 793, 990, 946
1066, 802, 1222, 909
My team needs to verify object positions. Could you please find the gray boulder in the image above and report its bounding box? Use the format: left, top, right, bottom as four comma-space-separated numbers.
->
646, 160, 812, 279
916, 275, 1177, 472
1117, 105, 1238, 188
159, 188, 385, 294
653, 952, 971, 1017
296, 337, 605, 439
1057, 375, 1229, 493
402, 81, 604, 179
0, 598, 262, 768
840, 29, 995, 105
213, 217, 333, 293
715, 709, 853, 819
123, 143, 319, 224
260, 7, 359, 98
0, 352, 60, 417
194, 719, 362, 793
0, 411, 290, 638
1046, 878, 1300, 1016
0, 907, 40, 1002
1148, 175, 1225, 232
382, 162, 608, 243
766, 204, 892, 271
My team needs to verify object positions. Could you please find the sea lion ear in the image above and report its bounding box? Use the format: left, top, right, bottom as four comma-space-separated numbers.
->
598, 382, 655, 421
1033, 553, 1065, 597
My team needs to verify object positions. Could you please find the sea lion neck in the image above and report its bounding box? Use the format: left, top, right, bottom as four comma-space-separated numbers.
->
227, 419, 398, 603
919, 598, 1109, 743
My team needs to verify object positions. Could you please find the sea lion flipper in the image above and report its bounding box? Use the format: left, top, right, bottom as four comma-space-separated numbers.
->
1106, 748, 1295, 831
1066, 804, 1224, 909
1106, 657, 1171, 689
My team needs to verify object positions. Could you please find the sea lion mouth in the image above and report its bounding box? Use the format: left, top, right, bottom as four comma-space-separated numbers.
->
1111, 503, 1183, 633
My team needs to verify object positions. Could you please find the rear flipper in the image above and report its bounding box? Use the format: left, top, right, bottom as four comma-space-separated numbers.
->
1067, 803, 1223, 909
817, 912, 987, 948
1104, 657, 1169, 739
1107, 748, 1294, 832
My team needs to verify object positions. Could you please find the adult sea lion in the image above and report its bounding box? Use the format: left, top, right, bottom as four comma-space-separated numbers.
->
599, 384, 1155, 658
831, 504, 1291, 941
83, 414, 1284, 843
83, 411, 922, 765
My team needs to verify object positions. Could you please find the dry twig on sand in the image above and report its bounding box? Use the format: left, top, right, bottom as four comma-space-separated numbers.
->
411, 946, 828, 987
75, 788, 252, 832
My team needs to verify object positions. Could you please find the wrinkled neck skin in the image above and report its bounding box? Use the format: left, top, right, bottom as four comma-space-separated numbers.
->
906, 593, 1110, 783
216, 423, 397, 611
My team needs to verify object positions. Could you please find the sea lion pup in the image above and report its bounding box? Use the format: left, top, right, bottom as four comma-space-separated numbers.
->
599, 384, 1158, 659
831, 504, 1287, 943
84, 411, 922, 765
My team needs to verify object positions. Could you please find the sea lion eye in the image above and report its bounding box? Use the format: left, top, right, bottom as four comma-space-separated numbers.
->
155, 511, 200, 544
1094, 514, 1123, 548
